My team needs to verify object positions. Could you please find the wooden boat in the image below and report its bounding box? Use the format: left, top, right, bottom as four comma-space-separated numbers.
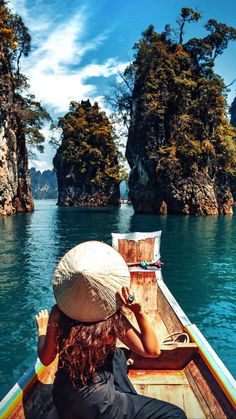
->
0, 231, 236, 418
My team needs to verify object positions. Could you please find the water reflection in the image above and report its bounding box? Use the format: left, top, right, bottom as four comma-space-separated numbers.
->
0, 212, 35, 393
51, 204, 134, 265
0, 201, 61, 396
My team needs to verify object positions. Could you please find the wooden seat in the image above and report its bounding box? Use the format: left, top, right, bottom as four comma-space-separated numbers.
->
129, 370, 206, 419
128, 343, 198, 370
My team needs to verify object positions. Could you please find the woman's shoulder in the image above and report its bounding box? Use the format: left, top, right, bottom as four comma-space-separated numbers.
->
48, 304, 62, 331
50, 304, 61, 319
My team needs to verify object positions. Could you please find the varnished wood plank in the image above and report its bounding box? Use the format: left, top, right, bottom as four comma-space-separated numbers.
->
129, 370, 188, 385
182, 386, 207, 419
8, 401, 24, 419
157, 280, 191, 328
129, 343, 198, 370
144, 384, 186, 409
132, 379, 206, 419
117, 310, 168, 352
116, 237, 156, 263
151, 310, 168, 336
185, 359, 231, 419
148, 310, 169, 340
184, 362, 215, 419
186, 323, 236, 411
144, 384, 206, 419
130, 271, 157, 311
133, 384, 147, 396
112, 231, 161, 261
120, 310, 168, 341
157, 282, 187, 333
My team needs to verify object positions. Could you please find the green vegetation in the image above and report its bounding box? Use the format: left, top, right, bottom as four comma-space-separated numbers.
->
0, 0, 50, 154
54, 100, 123, 189
113, 8, 236, 177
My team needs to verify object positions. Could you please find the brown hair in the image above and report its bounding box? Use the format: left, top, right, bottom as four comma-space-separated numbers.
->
58, 310, 125, 388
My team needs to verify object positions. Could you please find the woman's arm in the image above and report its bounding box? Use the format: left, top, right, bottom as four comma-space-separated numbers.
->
117, 287, 161, 358
35, 304, 60, 366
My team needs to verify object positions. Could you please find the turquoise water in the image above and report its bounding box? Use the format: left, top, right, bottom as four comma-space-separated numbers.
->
0, 200, 236, 399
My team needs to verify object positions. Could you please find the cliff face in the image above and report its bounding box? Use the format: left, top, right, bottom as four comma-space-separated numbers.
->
55, 158, 120, 207
0, 2, 41, 216
0, 114, 34, 216
0, 28, 34, 217
124, 26, 236, 216
127, 151, 233, 215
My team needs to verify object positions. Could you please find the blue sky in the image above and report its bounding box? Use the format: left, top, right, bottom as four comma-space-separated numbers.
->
10, 0, 236, 170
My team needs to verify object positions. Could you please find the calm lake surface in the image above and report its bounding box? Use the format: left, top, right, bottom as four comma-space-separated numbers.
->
0, 200, 236, 399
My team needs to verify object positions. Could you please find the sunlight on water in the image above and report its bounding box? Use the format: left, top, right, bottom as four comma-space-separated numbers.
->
0, 201, 235, 398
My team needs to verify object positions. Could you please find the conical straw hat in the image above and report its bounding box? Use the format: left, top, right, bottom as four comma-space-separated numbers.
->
53, 241, 130, 322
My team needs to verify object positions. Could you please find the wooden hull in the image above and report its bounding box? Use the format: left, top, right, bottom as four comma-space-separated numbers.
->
1, 232, 236, 418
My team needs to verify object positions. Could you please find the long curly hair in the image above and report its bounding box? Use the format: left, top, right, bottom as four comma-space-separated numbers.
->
58, 309, 125, 388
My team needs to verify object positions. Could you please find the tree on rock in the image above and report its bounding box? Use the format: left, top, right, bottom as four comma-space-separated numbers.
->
0, 0, 50, 216
53, 100, 122, 206
113, 8, 236, 215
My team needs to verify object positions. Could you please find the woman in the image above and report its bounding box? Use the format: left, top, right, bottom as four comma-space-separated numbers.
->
36, 241, 187, 419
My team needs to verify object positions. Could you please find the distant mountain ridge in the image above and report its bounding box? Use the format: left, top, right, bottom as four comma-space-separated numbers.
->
29, 168, 57, 199
29, 168, 129, 201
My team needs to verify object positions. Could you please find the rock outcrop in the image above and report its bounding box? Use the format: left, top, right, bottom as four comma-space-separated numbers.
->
54, 100, 121, 207
54, 162, 120, 207
124, 23, 236, 216
126, 152, 233, 215
0, 48, 33, 216
0, 114, 34, 216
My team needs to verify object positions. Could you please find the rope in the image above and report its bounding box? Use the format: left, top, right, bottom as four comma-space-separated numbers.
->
161, 332, 190, 345
127, 259, 164, 269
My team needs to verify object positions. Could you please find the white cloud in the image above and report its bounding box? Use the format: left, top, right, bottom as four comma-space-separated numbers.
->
17, 8, 127, 114
10, 0, 27, 14
11, 2, 129, 168
29, 159, 53, 171
11, 0, 51, 33
27, 71, 95, 113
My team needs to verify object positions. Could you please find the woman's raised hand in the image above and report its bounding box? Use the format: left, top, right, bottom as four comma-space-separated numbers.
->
36, 309, 49, 336
117, 286, 142, 315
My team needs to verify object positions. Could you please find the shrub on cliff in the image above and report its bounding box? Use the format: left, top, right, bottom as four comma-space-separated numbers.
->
110, 8, 236, 214
113, 8, 236, 177
53, 100, 122, 206
0, 0, 50, 154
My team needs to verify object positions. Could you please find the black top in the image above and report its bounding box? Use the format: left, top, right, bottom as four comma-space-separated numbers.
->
53, 350, 129, 419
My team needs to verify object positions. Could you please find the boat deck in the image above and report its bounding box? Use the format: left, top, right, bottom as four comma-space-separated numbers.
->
126, 310, 206, 419
130, 369, 205, 419
18, 312, 206, 419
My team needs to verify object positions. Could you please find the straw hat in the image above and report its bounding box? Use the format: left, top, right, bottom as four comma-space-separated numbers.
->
52, 241, 130, 322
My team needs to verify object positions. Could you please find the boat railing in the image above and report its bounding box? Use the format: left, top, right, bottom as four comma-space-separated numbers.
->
0, 358, 45, 418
